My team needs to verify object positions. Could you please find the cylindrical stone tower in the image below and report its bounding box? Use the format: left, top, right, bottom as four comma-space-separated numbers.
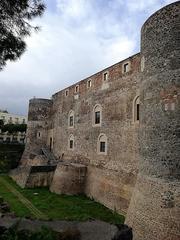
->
21, 98, 52, 165
126, 2, 180, 240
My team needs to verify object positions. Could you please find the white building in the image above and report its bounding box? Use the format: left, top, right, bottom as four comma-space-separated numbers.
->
0, 111, 27, 125
0, 111, 27, 144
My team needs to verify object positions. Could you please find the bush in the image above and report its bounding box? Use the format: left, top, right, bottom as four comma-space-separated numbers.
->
1, 124, 27, 133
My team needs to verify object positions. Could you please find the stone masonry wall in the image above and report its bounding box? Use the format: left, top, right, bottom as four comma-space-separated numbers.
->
48, 53, 141, 213
126, 2, 180, 240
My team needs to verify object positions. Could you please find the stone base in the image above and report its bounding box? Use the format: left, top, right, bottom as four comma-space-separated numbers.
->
10, 165, 56, 188
50, 163, 87, 195
125, 174, 180, 240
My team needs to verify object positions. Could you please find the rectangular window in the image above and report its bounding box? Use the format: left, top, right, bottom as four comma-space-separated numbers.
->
95, 111, 100, 124
70, 140, 73, 149
75, 85, 79, 93
65, 90, 69, 96
103, 72, 108, 81
123, 63, 129, 73
22, 119, 25, 124
87, 80, 92, 88
69, 116, 74, 126
100, 142, 106, 152
137, 104, 139, 121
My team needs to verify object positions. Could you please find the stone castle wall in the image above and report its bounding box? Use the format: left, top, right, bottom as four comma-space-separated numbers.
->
48, 53, 141, 213
126, 2, 180, 240
13, 2, 180, 240
21, 98, 52, 165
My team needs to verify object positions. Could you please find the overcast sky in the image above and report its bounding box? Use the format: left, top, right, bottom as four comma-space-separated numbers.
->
0, 0, 175, 115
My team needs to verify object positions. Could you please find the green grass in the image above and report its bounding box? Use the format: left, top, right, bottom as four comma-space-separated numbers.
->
0, 175, 125, 224
0, 176, 33, 218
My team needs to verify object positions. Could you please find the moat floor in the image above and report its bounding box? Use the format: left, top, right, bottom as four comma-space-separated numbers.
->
0, 175, 124, 224
0, 217, 117, 240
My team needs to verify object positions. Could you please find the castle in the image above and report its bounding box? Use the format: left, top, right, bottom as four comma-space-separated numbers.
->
11, 2, 180, 240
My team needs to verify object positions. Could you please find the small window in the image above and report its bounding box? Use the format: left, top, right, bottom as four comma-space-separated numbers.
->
93, 104, 102, 126
122, 61, 131, 73
22, 119, 25, 124
97, 134, 107, 155
136, 103, 139, 121
69, 135, 74, 150
100, 141, 106, 152
68, 110, 74, 128
103, 71, 108, 81
38, 132, 41, 138
124, 63, 129, 72
65, 89, 69, 97
95, 111, 100, 124
75, 85, 79, 93
69, 116, 73, 127
70, 140, 73, 149
133, 96, 140, 122
87, 79, 92, 88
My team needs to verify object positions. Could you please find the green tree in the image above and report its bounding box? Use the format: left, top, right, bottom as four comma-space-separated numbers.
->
1, 123, 27, 133
0, 119, 4, 129
0, 0, 45, 70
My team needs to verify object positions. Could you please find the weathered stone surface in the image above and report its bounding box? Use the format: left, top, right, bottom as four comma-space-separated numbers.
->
126, 2, 180, 240
10, 165, 55, 188
11, 2, 180, 240
51, 163, 87, 195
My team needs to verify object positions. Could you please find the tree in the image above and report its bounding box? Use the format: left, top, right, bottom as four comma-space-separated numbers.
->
0, 119, 4, 129
1, 123, 27, 133
0, 0, 45, 70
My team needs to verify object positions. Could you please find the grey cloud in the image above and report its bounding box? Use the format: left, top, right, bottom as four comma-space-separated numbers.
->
0, 0, 175, 115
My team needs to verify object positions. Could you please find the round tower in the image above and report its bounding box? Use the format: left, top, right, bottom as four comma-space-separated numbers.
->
21, 98, 52, 165
126, 2, 180, 240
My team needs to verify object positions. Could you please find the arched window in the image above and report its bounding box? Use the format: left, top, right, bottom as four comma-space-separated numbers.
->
97, 134, 107, 155
68, 110, 74, 128
133, 96, 140, 122
68, 135, 74, 150
93, 104, 102, 126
